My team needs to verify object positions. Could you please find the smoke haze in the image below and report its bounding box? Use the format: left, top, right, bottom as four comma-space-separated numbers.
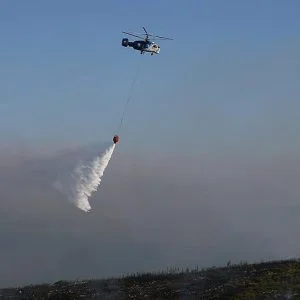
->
0, 142, 299, 287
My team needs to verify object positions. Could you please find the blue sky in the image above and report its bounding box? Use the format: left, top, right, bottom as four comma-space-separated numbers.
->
0, 0, 299, 154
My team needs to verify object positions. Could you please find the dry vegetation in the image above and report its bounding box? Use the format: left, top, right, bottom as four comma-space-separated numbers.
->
1, 258, 300, 299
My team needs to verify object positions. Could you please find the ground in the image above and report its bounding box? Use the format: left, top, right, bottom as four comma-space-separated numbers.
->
1, 258, 300, 299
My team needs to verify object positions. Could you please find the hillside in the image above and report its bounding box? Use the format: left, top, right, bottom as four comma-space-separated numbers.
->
1, 258, 300, 299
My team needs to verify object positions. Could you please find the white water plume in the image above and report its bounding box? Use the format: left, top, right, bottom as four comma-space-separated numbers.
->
53, 143, 116, 212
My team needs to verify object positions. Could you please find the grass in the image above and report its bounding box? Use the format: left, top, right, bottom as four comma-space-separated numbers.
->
1, 258, 300, 299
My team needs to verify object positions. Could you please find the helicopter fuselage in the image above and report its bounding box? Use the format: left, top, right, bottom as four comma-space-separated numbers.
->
122, 38, 160, 54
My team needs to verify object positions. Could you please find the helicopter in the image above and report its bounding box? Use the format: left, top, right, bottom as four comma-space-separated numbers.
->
121, 27, 173, 55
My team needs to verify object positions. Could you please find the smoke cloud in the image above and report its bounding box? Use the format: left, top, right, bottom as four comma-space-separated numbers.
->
0, 142, 300, 288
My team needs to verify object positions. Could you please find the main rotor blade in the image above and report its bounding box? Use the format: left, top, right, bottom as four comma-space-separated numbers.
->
122, 31, 145, 39
148, 34, 173, 40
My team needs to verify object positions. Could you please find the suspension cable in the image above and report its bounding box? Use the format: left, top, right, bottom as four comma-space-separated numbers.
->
116, 56, 143, 134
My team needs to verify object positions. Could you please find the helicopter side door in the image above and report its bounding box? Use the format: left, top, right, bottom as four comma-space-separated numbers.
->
132, 40, 145, 50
